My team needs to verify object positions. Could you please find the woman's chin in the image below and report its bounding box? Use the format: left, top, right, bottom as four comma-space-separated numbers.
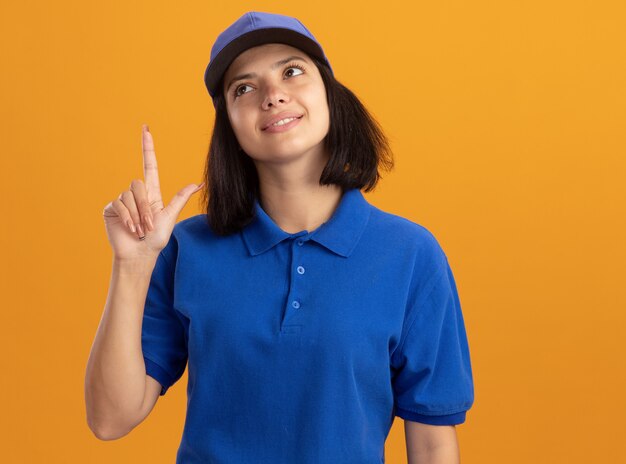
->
247, 143, 325, 163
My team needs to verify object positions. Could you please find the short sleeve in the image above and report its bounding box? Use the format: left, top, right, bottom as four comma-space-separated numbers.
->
391, 257, 474, 425
141, 238, 188, 396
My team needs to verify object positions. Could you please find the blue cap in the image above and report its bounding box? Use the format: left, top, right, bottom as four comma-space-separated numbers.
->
203, 11, 334, 104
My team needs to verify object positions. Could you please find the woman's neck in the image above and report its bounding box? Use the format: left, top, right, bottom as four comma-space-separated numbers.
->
258, 183, 344, 234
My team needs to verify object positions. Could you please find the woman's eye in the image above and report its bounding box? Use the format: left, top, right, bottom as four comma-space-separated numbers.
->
285, 66, 304, 78
233, 66, 304, 98
234, 84, 252, 97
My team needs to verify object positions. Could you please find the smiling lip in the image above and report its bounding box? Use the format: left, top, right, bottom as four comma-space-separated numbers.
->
262, 115, 303, 133
262, 112, 304, 131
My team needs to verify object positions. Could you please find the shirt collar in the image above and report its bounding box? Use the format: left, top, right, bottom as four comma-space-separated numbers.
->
241, 188, 372, 258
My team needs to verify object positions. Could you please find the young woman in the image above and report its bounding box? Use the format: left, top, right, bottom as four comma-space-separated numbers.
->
86, 11, 474, 464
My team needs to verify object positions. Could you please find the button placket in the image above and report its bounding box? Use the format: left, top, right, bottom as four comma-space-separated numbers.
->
281, 234, 308, 329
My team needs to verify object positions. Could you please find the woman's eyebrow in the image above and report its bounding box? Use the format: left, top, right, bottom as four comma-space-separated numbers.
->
226, 55, 308, 91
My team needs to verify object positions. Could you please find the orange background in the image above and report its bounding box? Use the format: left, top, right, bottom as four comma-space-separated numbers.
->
1, 1, 625, 462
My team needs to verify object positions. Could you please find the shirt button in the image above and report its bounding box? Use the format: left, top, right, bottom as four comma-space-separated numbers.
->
297, 240, 304, 246
292, 300, 300, 309
297, 266, 305, 274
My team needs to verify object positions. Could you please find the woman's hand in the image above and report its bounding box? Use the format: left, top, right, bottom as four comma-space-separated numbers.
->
102, 124, 204, 260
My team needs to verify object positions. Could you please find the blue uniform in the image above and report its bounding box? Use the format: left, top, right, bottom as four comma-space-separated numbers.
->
141, 187, 474, 463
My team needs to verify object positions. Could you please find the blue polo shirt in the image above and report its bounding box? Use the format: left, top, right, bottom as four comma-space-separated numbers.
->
141, 187, 474, 463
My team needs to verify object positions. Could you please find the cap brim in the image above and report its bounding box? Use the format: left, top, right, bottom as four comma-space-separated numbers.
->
204, 28, 329, 98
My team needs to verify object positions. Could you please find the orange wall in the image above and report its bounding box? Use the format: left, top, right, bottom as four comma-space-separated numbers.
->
1, 1, 625, 462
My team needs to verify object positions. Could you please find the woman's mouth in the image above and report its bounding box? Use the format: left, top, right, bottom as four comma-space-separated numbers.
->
263, 115, 303, 133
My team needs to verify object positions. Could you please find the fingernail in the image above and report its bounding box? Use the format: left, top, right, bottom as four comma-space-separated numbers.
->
145, 215, 154, 231
137, 223, 144, 236
127, 220, 136, 233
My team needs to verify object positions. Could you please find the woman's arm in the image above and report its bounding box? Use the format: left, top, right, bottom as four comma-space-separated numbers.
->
84, 255, 161, 440
404, 421, 460, 464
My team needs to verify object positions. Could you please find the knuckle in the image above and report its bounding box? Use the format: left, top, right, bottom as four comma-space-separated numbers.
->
130, 179, 144, 190
121, 191, 138, 209
109, 201, 123, 217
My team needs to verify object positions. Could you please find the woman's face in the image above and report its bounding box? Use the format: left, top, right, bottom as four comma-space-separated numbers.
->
222, 43, 330, 167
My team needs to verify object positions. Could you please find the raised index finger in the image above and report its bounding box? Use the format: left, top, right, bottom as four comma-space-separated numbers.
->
142, 124, 162, 200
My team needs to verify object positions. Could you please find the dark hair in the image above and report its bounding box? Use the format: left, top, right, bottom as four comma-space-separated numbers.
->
199, 55, 394, 236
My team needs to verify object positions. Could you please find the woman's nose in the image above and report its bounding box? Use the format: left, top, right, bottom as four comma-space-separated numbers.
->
261, 82, 290, 109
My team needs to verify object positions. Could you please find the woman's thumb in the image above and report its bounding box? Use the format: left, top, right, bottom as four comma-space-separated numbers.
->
164, 182, 205, 219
